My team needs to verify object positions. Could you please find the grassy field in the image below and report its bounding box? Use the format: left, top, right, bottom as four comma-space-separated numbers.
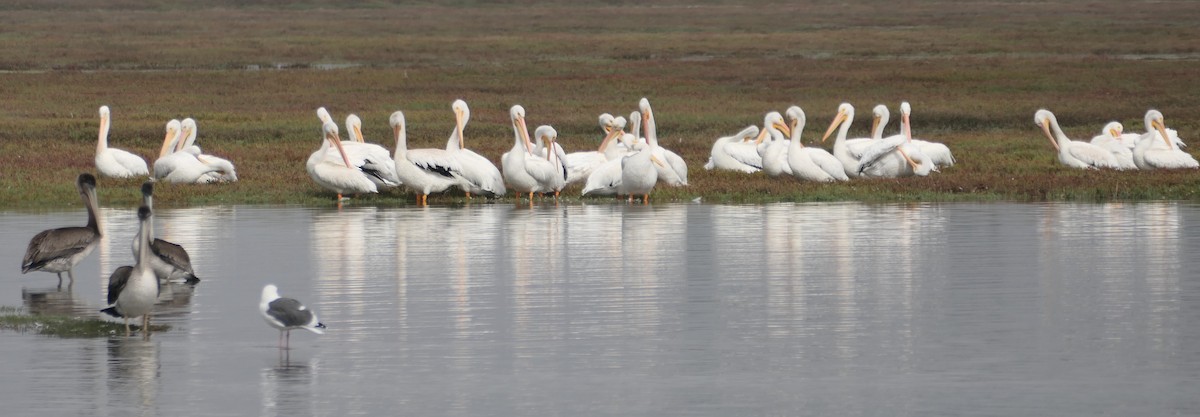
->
2, 0, 1199, 208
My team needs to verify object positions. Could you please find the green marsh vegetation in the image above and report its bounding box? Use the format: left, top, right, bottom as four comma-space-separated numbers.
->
0, 306, 169, 338
1, 0, 1198, 208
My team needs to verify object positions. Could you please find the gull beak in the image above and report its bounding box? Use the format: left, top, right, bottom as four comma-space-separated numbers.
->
822, 111, 847, 143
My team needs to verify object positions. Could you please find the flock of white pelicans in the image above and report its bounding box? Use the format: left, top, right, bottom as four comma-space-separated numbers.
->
92, 98, 1196, 206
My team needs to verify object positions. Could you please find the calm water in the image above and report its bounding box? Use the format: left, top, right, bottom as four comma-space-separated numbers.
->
1, 202, 1198, 416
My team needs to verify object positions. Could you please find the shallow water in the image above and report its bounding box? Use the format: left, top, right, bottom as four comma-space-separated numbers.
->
1, 202, 1198, 416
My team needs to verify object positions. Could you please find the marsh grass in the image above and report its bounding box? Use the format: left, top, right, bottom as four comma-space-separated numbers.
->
1, 1, 1199, 207
0, 306, 169, 338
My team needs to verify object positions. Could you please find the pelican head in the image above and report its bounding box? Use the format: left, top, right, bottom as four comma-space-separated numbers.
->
98, 105, 110, 119
786, 106, 805, 143
638, 97, 652, 117
160, 119, 182, 157
613, 116, 628, 133
599, 113, 615, 134
534, 125, 558, 163
629, 110, 642, 139
322, 121, 352, 168
821, 103, 855, 143
510, 105, 532, 155
453, 99, 470, 149
899, 101, 912, 141
177, 117, 198, 151
389, 110, 405, 143
1145, 109, 1171, 148
1102, 121, 1123, 138
1034, 109, 1061, 151
870, 104, 890, 140
316, 107, 332, 124
346, 114, 364, 143
757, 111, 790, 144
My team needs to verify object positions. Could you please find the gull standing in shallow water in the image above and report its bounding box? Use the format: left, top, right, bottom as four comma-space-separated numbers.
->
101, 206, 160, 338
22, 173, 102, 288
260, 284, 326, 349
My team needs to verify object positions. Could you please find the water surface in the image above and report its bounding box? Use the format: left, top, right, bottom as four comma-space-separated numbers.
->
1, 202, 1197, 416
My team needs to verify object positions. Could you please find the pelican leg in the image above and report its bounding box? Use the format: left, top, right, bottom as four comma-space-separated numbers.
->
124, 318, 131, 337
56, 272, 63, 288
142, 315, 150, 339
466, 192, 472, 200
642, 194, 649, 205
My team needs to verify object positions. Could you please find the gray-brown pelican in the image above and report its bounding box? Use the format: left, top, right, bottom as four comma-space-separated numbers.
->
21, 173, 102, 287
101, 206, 160, 337
260, 284, 326, 349
135, 182, 200, 284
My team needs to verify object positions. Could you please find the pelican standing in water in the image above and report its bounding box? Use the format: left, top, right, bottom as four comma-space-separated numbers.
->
1133, 110, 1199, 170
390, 110, 461, 205
307, 121, 378, 202
22, 173, 102, 288
785, 106, 848, 182
95, 106, 149, 178
260, 284, 326, 349
444, 100, 506, 198
619, 98, 668, 204
136, 182, 200, 284
101, 205, 160, 338
501, 105, 558, 201
1034, 110, 1120, 170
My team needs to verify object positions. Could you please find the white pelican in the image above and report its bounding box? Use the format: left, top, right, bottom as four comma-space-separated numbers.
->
95, 106, 149, 178
619, 98, 668, 204
705, 119, 764, 173
307, 121, 378, 201
135, 182, 199, 284
343, 114, 401, 188
389, 111, 461, 205
1034, 110, 1120, 170
501, 105, 559, 201
757, 112, 793, 177
260, 284, 326, 349
820, 103, 876, 177
563, 114, 625, 185
534, 125, 569, 197
785, 106, 848, 182
178, 118, 238, 182
101, 205, 159, 337
617, 111, 648, 154
1090, 121, 1137, 170
581, 133, 634, 197
1133, 110, 1199, 170
647, 121, 688, 186
444, 100, 506, 198
21, 173, 101, 287
154, 119, 226, 184
899, 102, 956, 168
855, 129, 935, 178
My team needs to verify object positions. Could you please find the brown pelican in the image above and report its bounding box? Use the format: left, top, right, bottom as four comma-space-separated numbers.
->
101, 206, 160, 338
21, 173, 102, 287
136, 182, 200, 284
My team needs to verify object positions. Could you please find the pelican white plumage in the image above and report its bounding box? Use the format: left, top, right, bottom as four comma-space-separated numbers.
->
820, 103, 875, 177
260, 284, 326, 349
899, 102, 956, 168
101, 205, 159, 337
501, 105, 559, 201
21, 173, 101, 288
757, 112, 793, 177
390, 111, 461, 205
135, 182, 200, 284
706, 120, 765, 173
178, 118, 238, 182
619, 98, 668, 204
155, 119, 227, 184
855, 125, 935, 178
94, 106, 149, 179
533, 125, 569, 197
307, 121, 378, 201
563, 114, 625, 185
785, 106, 848, 182
1090, 121, 1136, 170
1034, 109, 1120, 170
1132, 110, 1199, 170
581, 132, 634, 197
343, 114, 400, 188
444, 100, 505, 198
